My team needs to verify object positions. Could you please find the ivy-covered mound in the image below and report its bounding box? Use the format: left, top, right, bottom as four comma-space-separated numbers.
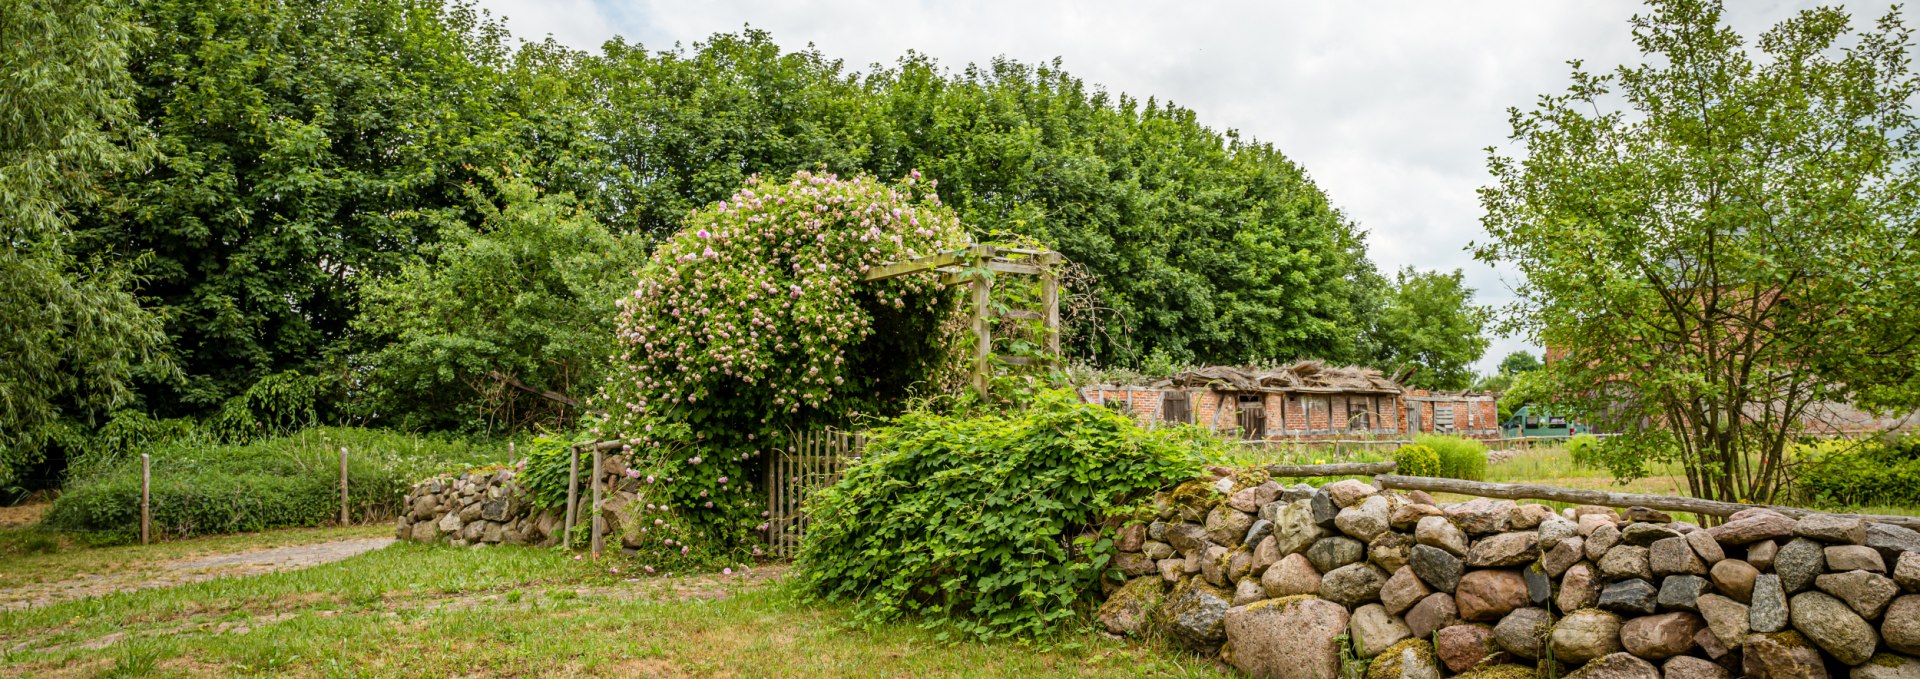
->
591, 170, 970, 563
795, 389, 1216, 640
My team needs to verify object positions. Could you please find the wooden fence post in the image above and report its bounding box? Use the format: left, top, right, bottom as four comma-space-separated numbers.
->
339, 446, 349, 526
590, 446, 604, 559
564, 445, 580, 549
140, 453, 151, 545
508, 441, 516, 466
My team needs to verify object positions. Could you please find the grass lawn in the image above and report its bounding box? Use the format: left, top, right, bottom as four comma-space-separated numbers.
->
0, 537, 1215, 678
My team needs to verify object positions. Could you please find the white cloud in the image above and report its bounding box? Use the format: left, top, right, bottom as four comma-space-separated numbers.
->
472, 0, 1896, 374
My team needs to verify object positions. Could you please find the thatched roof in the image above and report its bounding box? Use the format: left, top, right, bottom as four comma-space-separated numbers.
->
1151, 361, 1402, 394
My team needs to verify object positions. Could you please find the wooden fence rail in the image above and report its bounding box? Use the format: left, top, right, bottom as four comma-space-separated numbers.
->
1262, 460, 1920, 530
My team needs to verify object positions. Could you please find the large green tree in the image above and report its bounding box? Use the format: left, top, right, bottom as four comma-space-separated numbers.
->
0, 0, 173, 488
1476, 0, 1920, 504
355, 171, 647, 432
71, 0, 525, 418
573, 33, 1385, 368
1372, 268, 1489, 390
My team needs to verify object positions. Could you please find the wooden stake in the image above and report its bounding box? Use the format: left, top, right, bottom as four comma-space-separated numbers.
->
339, 447, 349, 526
508, 441, 516, 466
591, 447, 604, 559
564, 445, 580, 549
1042, 252, 1060, 360
140, 453, 151, 545
971, 258, 992, 397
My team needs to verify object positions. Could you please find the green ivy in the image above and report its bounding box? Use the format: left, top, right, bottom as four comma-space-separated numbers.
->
794, 389, 1213, 641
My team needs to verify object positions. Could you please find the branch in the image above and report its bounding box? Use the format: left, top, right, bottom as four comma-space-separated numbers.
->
489, 371, 581, 408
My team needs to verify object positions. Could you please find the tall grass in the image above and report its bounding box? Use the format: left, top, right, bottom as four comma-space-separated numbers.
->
45, 427, 502, 543
1413, 434, 1487, 481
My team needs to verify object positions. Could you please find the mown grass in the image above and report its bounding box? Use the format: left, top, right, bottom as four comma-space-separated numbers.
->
0, 541, 1216, 678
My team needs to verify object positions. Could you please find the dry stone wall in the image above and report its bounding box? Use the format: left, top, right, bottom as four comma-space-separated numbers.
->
395, 456, 644, 549
1095, 470, 1920, 679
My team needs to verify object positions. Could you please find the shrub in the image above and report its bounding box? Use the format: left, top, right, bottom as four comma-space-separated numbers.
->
1414, 434, 1487, 481
1566, 433, 1603, 467
796, 389, 1214, 640
590, 170, 971, 560
1392, 444, 1441, 477
46, 427, 499, 543
1793, 438, 1920, 509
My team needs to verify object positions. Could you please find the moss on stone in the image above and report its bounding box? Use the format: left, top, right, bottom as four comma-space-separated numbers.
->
1364, 638, 1435, 679
1239, 593, 1316, 614
1869, 653, 1912, 668
1452, 663, 1538, 679
1170, 480, 1222, 511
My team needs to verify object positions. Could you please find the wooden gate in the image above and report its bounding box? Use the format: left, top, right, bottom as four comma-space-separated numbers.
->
765, 428, 864, 558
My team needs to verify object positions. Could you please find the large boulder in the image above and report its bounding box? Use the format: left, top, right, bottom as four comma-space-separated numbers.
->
1817, 570, 1900, 619
1165, 522, 1211, 556
1743, 631, 1831, 679
1795, 514, 1868, 545
1664, 655, 1733, 679
1323, 479, 1378, 508
1651, 536, 1709, 576
1867, 523, 1920, 564
1224, 596, 1349, 679
1263, 553, 1321, 598
1658, 574, 1712, 612
1545, 538, 1585, 577
1895, 552, 1920, 592
1887, 595, 1920, 655
1710, 558, 1760, 602
1752, 573, 1792, 633
1434, 624, 1495, 674
1829, 545, 1889, 574
1776, 538, 1828, 593
1370, 532, 1417, 573
1306, 536, 1367, 573
1586, 523, 1622, 560
1337, 496, 1393, 543
1382, 566, 1433, 616
1350, 603, 1413, 658
1852, 654, 1920, 679
1687, 529, 1727, 564
1557, 562, 1601, 613
1446, 497, 1516, 535
1409, 544, 1463, 593
1269, 500, 1327, 557
1366, 639, 1442, 679
1619, 611, 1704, 659
1466, 532, 1541, 568
1563, 652, 1660, 679
1491, 607, 1550, 660
1158, 578, 1234, 648
1405, 592, 1460, 639
1621, 522, 1682, 547
1697, 593, 1752, 647
1597, 578, 1659, 615
1550, 608, 1624, 664
1415, 515, 1469, 557
1709, 512, 1796, 545
1598, 545, 1654, 582
1097, 576, 1165, 635
1206, 505, 1258, 548
1321, 563, 1389, 607
1790, 591, 1880, 665
1456, 569, 1530, 622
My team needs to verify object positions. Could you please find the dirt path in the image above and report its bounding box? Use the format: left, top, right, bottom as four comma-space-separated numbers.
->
0, 537, 395, 612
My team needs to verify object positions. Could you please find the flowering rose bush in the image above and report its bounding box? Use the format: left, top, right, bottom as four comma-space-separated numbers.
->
591, 170, 971, 562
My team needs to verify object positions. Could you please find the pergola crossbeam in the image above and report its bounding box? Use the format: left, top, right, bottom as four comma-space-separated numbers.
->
863, 244, 1064, 396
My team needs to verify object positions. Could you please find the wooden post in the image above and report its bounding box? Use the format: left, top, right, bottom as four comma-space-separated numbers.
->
1042, 252, 1060, 360
591, 446, 604, 559
339, 447, 349, 526
564, 445, 580, 549
508, 442, 516, 466
140, 453, 151, 545
970, 256, 992, 397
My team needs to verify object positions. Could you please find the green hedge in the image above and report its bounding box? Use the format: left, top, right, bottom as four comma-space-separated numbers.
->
1413, 434, 1488, 481
796, 389, 1213, 640
1794, 438, 1920, 509
47, 427, 500, 543
1392, 444, 1441, 477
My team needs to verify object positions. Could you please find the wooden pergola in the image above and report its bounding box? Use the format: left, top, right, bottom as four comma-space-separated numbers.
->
862, 244, 1062, 395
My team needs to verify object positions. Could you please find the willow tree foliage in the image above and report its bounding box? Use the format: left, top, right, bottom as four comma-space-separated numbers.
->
592, 171, 969, 559
0, 0, 172, 488
1476, 0, 1920, 504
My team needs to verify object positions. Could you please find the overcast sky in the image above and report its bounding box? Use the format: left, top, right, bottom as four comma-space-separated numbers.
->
468, 0, 1896, 374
